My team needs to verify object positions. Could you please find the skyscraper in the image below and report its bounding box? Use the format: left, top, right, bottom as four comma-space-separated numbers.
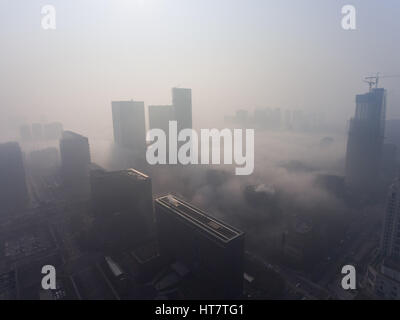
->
0, 142, 28, 214
155, 194, 244, 299
381, 178, 400, 259
364, 177, 400, 299
59, 131, 91, 192
148, 105, 175, 155
172, 88, 192, 132
90, 168, 154, 248
112, 101, 146, 160
345, 88, 387, 194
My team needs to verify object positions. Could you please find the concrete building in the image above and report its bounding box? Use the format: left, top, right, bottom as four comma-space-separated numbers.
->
364, 178, 400, 299
345, 88, 387, 194
0, 142, 28, 215
90, 168, 154, 249
154, 194, 244, 299
112, 101, 146, 161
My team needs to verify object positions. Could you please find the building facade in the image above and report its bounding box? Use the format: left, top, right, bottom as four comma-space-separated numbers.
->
155, 194, 244, 299
112, 101, 146, 159
0, 142, 28, 215
345, 88, 387, 194
364, 178, 400, 299
90, 168, 154, 249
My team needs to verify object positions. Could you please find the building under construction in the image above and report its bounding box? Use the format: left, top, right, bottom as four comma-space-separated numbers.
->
345, 87, 387, 195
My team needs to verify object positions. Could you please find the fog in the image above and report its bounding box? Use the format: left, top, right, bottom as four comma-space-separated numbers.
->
1, 0, 400, 143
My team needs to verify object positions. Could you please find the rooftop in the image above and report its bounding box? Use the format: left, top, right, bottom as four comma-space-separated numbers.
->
155, 195, 243, 243
61, 131, 88, 141
92, 168, 149, 181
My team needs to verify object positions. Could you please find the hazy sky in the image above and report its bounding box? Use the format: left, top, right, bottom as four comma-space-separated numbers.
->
1, 0, 399, 139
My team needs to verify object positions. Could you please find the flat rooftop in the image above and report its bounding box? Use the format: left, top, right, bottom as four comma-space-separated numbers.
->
155, 195, 243, 243
92, 168, 149, 181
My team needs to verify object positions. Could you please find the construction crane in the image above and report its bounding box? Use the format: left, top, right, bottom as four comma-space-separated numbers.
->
364, 72, 400, 91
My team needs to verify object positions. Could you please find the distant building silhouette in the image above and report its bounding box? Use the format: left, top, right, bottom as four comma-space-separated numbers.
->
155, 194, 244, 299
60, 131, 91, 194
112, 101, 146, 161
172, 88, 192, 132
90, 168, 154, 249
148, 105, 175, 155
0, 142, 28, 214
345, 88, 387, 194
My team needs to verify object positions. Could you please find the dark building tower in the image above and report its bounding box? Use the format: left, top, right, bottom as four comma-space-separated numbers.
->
0, 142, 28, 214
364, 178, 400, 299
112, 101, 146, 160
381, 178, 400, 260
172, 88, 192, 132
90, 168, 154, 249
155, 195, 244, 299
345, 88, 387, 194
59, 131, 91, 194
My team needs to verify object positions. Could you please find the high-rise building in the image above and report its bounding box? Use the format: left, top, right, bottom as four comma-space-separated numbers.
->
148, 105, 175, 154
364, 178, 400, 299
90, 168, 154, 248
345, 88, 387, 194
112, 101, 146, 159
172, 88, 192, 132
155, 194, 244, 299
0, 142, 28, 214
381, 144, 398, 185
381, 178, 400, 259
59, 131, 91, 191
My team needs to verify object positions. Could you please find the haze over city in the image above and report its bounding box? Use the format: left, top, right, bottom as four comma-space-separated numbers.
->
1, 0, 400, 141
0, 0, 400, 303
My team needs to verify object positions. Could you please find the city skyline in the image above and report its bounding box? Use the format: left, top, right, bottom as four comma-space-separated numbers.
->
1, 1, 400, 141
